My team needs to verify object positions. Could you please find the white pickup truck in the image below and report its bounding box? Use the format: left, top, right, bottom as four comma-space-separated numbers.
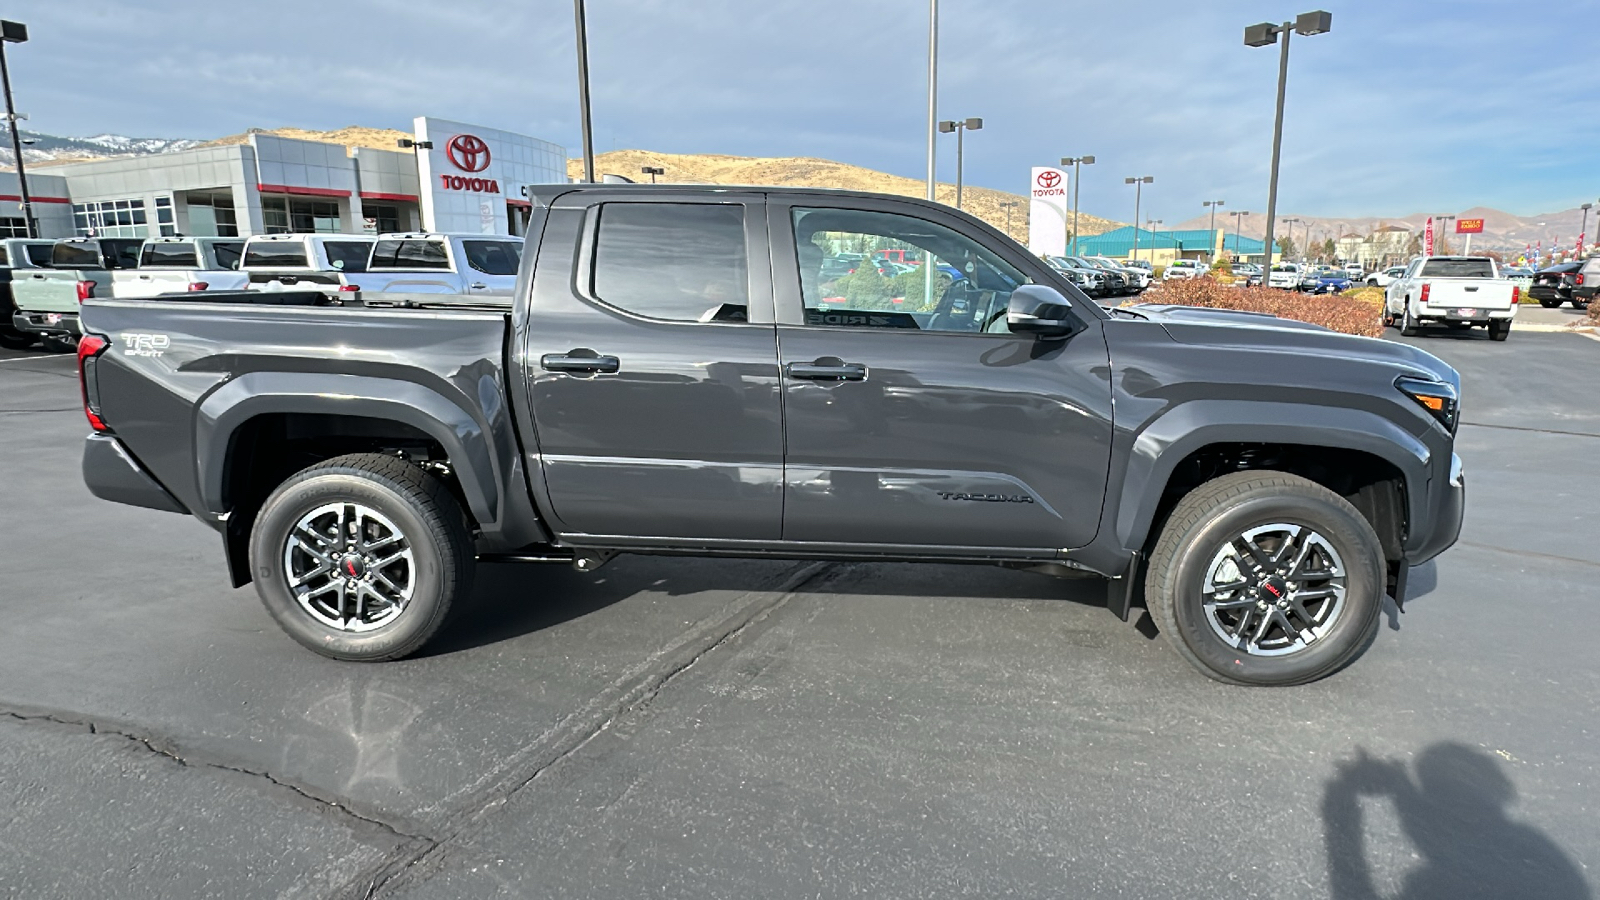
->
343, 233, 523, 296
1384, 256, 1518, 342
10, 237, 145, 350
1267, 262, 1302, 289
241, 233, 377, 297
112, 237, 247, 298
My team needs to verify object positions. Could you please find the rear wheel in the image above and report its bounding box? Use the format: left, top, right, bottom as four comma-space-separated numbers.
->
1539, 299, 1562, 309
1399, 303, 1419, 336
1145, 472, 1384, 686
39, 334, 77, 353
1489, 320, 1511, 342
249, 453, 475, 661
0, 329, 35, 350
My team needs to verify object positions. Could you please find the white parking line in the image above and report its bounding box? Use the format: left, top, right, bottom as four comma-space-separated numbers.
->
0, 354, 74, 364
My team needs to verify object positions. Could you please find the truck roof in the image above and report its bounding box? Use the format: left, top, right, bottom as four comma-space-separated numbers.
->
520, 182, 992, 213
374, 232, 524, 241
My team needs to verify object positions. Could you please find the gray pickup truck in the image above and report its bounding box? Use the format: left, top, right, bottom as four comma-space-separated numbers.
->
76, 185, 1465, 686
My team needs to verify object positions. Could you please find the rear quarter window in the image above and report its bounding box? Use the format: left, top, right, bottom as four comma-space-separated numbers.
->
242, 242, 310, 268
323, 241, 372, 272
463, 240, 521, 276
52, 243, 102, 268
24, 244, 53, 266
212, 242, 244, 270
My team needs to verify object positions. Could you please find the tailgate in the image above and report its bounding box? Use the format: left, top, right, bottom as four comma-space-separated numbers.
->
1424, 279, 1515, 310
12, 270, 95, 313
114, 271, 196, 299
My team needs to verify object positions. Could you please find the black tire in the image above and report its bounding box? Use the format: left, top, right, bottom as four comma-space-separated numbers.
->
1145, 472, 1384, 687
249, 452, 475, 661
1539, 299, 1562, 309
1399, 303, 1419, 336
1489, 320, 1510, 342
0, 329, 35, 350
39, 334, 78, 353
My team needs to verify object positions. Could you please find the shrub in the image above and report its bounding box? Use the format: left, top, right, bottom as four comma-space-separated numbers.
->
1133, 278, 1384, 337
1587, 301, 1599, 327
1340, 286, 1386, 307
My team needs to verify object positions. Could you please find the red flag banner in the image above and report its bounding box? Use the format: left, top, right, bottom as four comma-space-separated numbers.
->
1425, 217, 1435, 255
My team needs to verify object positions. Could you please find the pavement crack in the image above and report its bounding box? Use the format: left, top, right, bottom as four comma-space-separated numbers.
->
1459, 420, 1600, 439
350, 560, 847, 899
0, 707, 432, 846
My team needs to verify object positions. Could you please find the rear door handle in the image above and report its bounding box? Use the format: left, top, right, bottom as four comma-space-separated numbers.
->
468, 282, 487, 290
541, 350, 620, 375
785, 359, 867, 381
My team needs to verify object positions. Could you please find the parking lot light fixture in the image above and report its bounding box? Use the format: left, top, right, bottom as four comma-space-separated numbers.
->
573, 0, 596, 183
641, 165, 665, 184
1229, 210, 1250, 257
1203, 200, 1225, 260
1245, 10, 1332, 278
1125, 176, 1153, 262
1281, 217, 1301, 261
1000, 200, 1018, 236
1578, 203, 1591, 256
939, 117, 983, 209
0, 19, 35, 238
1061, 155, 1094, 255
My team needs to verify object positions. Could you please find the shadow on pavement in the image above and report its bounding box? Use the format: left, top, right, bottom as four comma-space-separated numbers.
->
1323, 743, 1591, 899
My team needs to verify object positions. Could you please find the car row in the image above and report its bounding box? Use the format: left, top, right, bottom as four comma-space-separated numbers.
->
1045, 255, 1150, 301
1528, 259, 1597, 309
6, 232, 524, 350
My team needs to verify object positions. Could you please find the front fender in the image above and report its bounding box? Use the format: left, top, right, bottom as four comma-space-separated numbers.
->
1114, 400, 1433, 553
194, 371, 501, 527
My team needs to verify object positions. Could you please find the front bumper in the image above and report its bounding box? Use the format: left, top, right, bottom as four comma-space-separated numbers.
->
13, 310, 81, 336
1408, 452, 1464, 565
82, 434, 188, 515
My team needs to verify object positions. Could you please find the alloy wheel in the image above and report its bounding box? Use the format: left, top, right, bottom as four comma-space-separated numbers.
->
283, 502, 415, 632
1200, 523, 1347, 657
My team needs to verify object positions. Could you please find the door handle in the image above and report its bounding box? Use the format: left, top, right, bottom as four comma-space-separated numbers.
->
785, 359, 867, 381
541, 350, 620, 375
469, 282, 487, 290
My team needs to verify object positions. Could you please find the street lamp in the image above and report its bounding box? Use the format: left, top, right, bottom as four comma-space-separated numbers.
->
938, 117, 983, 209
640, 165, 664, 184
1203, 200, 1225, 261
1229, 210, 1250, 257
0, 19, 35, 237
1281, 217, 1300, 261
1434, 215, 1456, 254
1578, 202, 1591, 256
573, 0, 596, 183
1125, 175, 1153, 262
1061, 155, 1094, 255
1000, 200, 1018, 236
1244, 10, 1332, 282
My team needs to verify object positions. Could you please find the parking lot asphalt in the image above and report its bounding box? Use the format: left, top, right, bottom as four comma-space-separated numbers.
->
1, 329, 1596, 899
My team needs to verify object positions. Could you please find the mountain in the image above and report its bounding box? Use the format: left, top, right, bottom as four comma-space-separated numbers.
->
0, 128, 202, 167
565, 149, 1124, 245
1171, 206, 1594, 254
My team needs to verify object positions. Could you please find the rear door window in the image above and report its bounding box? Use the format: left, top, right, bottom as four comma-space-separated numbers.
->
212, 241, 244, 270
140, 242, 200, 268
591, 203, 749, 323
463, 240, 521, 276
52, 242, 103, 268
243, 241, 310, 268
395, 240, 449, 270
323, 241, 372, 272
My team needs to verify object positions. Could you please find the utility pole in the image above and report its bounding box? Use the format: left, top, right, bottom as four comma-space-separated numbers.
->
1061, 155, 1094, 256
1204, 200, 1225, 261
0, 20, 35, 237
926, 0, 938, 202
1125, 176, 1152, 262
1245, 11, 1332, 270
573, 0, 595, 183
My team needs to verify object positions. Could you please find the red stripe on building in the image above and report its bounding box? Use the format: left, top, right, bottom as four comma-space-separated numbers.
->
256, 183, 352, 199
359, 192, 419, 203
0, 194, 71, 204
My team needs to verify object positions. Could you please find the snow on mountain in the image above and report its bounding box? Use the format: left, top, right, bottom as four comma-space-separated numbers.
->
0, 129, 202, 167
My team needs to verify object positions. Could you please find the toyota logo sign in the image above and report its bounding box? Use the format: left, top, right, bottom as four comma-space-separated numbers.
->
1036, 170, 1061, 189
447, 134, 492, 173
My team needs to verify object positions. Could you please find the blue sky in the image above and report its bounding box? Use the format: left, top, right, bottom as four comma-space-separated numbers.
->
12, 0, 1599, 223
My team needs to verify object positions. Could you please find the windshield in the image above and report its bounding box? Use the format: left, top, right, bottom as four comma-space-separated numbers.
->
1420, 259, 1494, 278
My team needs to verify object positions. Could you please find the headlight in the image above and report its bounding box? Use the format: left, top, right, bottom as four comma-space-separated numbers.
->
1395, 376, 1459, 433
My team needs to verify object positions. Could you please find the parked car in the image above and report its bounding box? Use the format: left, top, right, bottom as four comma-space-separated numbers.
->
1573, 257, 1600, 307
1065, 257, 1129, 295
1529, 262, 1583, 309
241, 233, 378, 296
1267, 262, 1302, 289
1304, 269, 1353, 294
0, 238, 57, 349
10, 237, 144, 351
1047, 257, 1107, 298
111, 237, 247, 299
1163, 259, 1209, 280
1366, 266, 1408, 288
1342, 262, 1364, 280
345, 234, 524, 296
79, 183, 1465, 687
1385, 256, 1519, 340
1090, 256, 1151, 292
1231, 262, 1265, 286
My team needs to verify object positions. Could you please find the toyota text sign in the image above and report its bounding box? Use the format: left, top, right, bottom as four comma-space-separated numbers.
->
1028, 166, 1070, 258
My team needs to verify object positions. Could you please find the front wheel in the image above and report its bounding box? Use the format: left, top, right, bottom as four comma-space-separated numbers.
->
248, 453, 475, 661
1145, 472, 1384, 686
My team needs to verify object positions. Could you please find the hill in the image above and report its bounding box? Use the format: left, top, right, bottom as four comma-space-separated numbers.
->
567, 150, 1123, 245
1171, 205, 1580, 254
0, 129, 202, 167
196, 126, 415, 153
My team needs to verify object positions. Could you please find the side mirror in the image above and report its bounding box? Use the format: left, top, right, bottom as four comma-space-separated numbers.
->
1007, 284, 1081, 339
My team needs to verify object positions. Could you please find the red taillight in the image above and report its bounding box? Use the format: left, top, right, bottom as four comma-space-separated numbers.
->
77, 334, 110, 432
1420, 283, 1430, 304
188, 281, 210, 292
76, 280, 94, 303
1577, 274, 1586, 286
337, 284, 360, 292
1512, 286, 1521, 304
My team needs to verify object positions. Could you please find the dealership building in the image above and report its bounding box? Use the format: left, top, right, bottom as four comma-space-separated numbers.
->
5, 116, 567, 240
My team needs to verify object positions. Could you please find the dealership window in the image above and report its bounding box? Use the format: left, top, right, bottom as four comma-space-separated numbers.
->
263, 196, 342, 234
363, 203, 401, 235
186, 194, 238, 237
71, 199, 150, 238
155, 196, 176, 237
0, 217, 27, 238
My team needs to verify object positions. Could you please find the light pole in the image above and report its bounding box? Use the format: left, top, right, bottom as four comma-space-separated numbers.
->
1229, 210, 1250, 258
1147, 219, 1164, 263
1061, 155, 1094, 256
1578, 203, 1591, 256
1000, 200, 1018, 237
640, 166, 664, 184
1435, 215, 1456, 255
1245, 11, 1332, 282
938, 117, 982, 209
573, 0, 596, 183
1281, 217, 1300, 262
1203, 200, 1225, 261
1, 20, 35, 237
926, 0, 937, 202
1125, 175, 1153, 262
396, 137, 434, 228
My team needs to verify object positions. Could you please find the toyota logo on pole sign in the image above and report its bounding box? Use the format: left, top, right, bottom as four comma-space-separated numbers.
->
447, 134, 492, 172
438, 133, 501, 194
1036, 170, 1061, 190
